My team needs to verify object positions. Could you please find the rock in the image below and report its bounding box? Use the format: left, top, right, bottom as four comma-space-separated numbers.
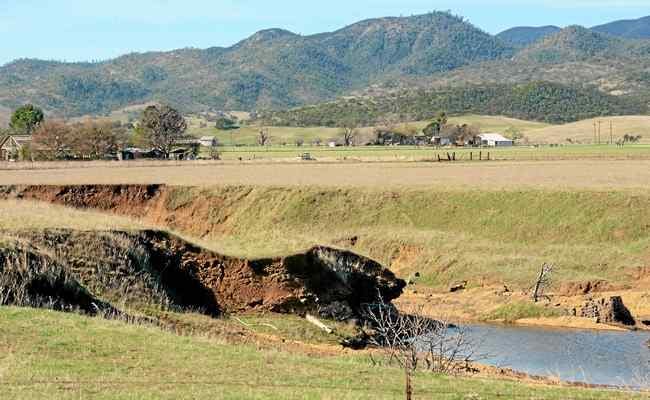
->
578, 296, 636, 326
449, 281, 468, 293
318, 301, 354, 321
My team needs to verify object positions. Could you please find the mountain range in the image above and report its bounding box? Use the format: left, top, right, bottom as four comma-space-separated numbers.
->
0, 12, 649, 120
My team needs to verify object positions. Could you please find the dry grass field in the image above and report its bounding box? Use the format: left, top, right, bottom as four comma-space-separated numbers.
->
526, 116, 650, 144
0, 200, 148, 231
2, 159, 650, 189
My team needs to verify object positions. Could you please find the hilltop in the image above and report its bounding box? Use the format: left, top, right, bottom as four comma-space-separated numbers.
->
0, 12, 649, 120
496, 26, 561, 48
0, 12, 510, 117
592, 15, 650, 39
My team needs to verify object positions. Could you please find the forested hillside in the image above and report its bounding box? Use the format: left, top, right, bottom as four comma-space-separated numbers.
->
260, 82, 646, 126
496, 26, 561, 48
0, 12, 510, 117
592, 16, 650, 39
0, 12, 649, 120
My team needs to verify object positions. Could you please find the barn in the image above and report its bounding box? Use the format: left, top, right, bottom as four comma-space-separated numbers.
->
478, 133, 513, 147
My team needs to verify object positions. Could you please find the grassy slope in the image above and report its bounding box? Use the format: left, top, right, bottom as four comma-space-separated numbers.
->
0, 200, 149, 231
3, 188, 649, 294
158, 186, 650, 293
0, 306, 642, 400
526, 116, 650, 144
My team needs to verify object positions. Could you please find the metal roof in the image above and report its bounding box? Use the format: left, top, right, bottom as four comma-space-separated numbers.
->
478, 133, 512, 142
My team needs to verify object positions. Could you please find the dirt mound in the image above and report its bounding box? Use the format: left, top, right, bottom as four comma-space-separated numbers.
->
0, 229, 405, 319
558, 280, 617, 296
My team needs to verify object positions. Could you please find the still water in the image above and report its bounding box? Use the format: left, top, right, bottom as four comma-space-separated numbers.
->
462, 324, 650, 387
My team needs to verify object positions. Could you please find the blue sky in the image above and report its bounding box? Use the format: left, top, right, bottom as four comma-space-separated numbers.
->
1, 0, 648, 65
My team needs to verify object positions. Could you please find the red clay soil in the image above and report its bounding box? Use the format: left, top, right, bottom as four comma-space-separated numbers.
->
10, 184, 163, 217
1, 228, 405, 319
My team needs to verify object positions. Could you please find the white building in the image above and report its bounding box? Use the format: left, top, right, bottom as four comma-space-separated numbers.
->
478, 133, 513, 147
199, 136, 219, 147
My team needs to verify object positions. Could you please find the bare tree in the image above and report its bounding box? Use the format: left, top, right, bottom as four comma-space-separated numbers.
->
140, 105, 187, 158
257, 128, 271, 146
208, 144, 221, 160
71, 121, 127, 159
31, 121, 74, 160
622, 134, 643, 146
532, 263, 554, 303
363, 296, 477, 400
341, 125, 358, 146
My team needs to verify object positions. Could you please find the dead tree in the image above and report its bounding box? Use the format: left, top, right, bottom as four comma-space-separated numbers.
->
341, 126, 358, 147
257, 128, 271, 146
532, 263, 554, 303
363, 295, 477, 400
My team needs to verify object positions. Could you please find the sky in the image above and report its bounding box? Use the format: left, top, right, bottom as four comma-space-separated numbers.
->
1, 0, 649, 65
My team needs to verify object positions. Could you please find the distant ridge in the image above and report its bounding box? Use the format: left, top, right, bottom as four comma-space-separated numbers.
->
497, 26, 561, 47
592, 15, 650, 39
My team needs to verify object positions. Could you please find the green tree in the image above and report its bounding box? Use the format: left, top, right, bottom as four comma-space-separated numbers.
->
139, 105, 187, 158
10, 104, 44, 134
505, 127, 525, 143
215, 117, 236, 130
422, 112, 448, 140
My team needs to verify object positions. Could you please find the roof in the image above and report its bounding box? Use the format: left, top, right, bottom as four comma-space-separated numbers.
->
0, 135, 32, 148
199, 136, 216, 141
478, 133, 512, 142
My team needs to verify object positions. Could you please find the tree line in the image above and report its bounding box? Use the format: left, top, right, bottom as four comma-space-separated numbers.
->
2, 104, 189, 161
258, 82, 647, 127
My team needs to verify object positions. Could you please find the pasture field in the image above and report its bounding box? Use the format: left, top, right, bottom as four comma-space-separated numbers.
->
3, 158, 650, 189
211, 143, 650, 161
0, 307, 644, 400
187, 115, 649, 147
187, 114, 551, 146
526, 116, 650, 144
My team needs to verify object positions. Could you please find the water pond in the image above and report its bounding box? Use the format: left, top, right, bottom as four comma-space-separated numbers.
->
462, 324, 650, 388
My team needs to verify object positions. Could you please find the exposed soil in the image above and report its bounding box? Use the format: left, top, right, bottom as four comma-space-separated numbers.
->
558, 280, 621, 296
0, 229, 405, 319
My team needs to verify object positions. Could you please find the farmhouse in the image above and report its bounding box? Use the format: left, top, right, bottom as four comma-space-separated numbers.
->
478, 133, 513, 147
0, 135, 32, 161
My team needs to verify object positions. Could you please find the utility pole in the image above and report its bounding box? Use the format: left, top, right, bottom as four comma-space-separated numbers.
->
593, 121, 597, 145
598, 120, 602, 145
610, 121, 613, 145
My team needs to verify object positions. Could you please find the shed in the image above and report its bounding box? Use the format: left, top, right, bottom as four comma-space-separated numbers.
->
199, 136, 218, 147
0, 135, 32, 161
478, 133, 513, 147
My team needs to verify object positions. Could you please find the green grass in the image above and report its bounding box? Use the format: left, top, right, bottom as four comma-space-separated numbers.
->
154, 186, 650, 293
186, 114, 550, 147
485, 302, 565, 323
5, 185, 650, 297
0, 306, 643, 400
206, 144, 650, 161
